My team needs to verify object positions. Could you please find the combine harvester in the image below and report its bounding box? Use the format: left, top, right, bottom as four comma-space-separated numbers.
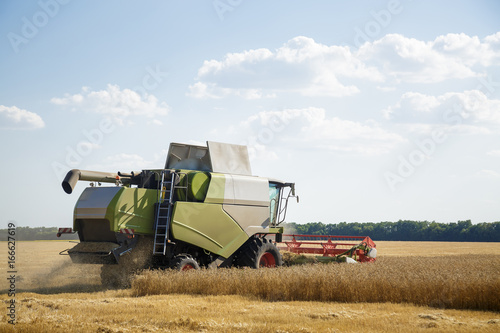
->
58, 141, 376, 287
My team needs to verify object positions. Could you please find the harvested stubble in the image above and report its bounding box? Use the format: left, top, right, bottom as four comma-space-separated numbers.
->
132, 255, 500, 311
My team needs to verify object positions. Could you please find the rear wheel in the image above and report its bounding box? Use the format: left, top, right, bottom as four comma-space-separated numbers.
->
237, 237, 282, 268
171, 255, 200, 271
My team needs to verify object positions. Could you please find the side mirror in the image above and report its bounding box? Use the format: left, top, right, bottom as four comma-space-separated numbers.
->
296, 196, 300, 203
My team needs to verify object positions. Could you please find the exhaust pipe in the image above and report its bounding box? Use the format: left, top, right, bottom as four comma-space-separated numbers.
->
62, 169, 120, 194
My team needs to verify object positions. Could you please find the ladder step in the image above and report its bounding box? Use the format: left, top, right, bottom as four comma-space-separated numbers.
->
153, 170, 178, 256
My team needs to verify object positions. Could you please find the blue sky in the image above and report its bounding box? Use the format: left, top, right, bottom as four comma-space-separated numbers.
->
1, 0, 499, 228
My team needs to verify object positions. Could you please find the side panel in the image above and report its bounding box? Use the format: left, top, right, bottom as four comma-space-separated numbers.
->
204, 173, 231, 204
171, 202, 248, 258
106, 187, 157, 234
231, 174, 269, 206
222, 205, 270, 236
74, 187, 122, 224
204, 173, 269, 206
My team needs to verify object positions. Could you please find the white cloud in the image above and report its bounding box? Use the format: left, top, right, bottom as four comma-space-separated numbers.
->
237, 107, 405, 156
0, 105, 45, 129
187, 82, 268, 100
189, 36, 383, 99
359, 33, 500, 83
188, 82, 223, 99
247, 143, 279, 161
189, 33, 500, 99
51, 84, 169, 124
197, 48, 273, 77
384, 90, 500, 131
149, 119, 163, 126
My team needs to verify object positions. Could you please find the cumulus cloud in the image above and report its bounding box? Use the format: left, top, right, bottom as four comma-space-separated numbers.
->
358, 33, 498, 83
189, 32, 500, 99
0, 105, 45, 129
188, 36, 383, 99
236, 107, 405, 156
384, 90, 500, 129
51, 84, 169, 124
188, 82, 269, 100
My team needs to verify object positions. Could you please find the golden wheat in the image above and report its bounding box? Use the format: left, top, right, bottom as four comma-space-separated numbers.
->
132, 255, 500, 311
2, 293, 499, 333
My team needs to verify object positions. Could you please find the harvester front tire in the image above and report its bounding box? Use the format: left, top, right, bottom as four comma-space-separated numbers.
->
172, 255, 200, 271
237, 237, 282, 268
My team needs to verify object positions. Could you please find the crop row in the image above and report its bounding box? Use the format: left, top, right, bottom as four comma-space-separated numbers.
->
132, 254, 500, 311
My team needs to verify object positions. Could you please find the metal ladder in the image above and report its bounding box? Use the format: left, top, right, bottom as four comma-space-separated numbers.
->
153, 170, 176, 255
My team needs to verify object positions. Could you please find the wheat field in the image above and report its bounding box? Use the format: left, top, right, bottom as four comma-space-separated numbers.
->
132, 255, 500, 311
1, 240, 499, 332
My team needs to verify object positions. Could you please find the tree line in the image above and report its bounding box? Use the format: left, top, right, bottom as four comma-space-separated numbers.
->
1, 220, 499, 242
283, 220, 500, 242
0, 226, 79, 241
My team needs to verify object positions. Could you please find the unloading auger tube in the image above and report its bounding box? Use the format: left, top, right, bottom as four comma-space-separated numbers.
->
62, 169, 138, 194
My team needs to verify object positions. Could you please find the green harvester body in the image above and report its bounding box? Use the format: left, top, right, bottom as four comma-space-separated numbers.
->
60, 142, 295, 284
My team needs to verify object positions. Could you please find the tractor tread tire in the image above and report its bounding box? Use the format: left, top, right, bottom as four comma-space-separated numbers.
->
171, 254, 200, 271
237, 237, 282, 269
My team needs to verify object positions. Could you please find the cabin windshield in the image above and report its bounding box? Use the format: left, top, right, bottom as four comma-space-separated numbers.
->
269, 184, 280, 225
